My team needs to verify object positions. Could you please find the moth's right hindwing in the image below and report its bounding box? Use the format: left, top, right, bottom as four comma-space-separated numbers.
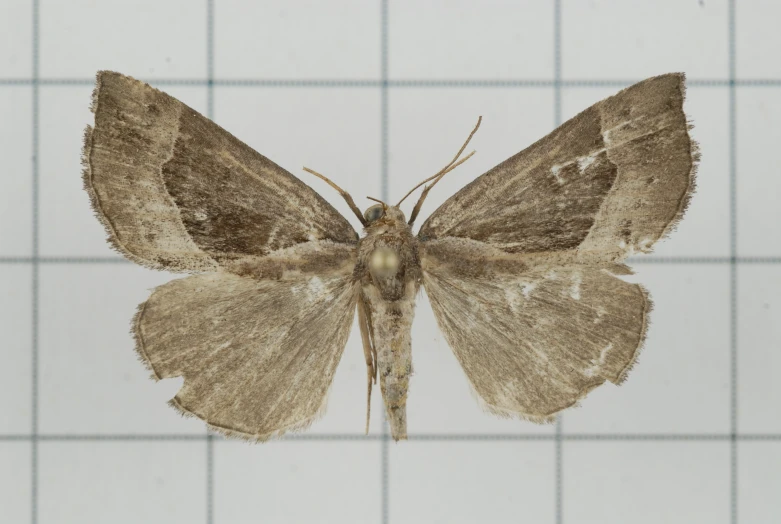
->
83, 71, 357, 273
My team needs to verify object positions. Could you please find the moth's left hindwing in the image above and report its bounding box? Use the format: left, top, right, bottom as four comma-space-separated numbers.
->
135, 270, 357, 440
83, 72, 360, 439
83, 71, 357, 273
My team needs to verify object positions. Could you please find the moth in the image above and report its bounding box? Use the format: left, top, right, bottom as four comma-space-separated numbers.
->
82, 71, 696, 441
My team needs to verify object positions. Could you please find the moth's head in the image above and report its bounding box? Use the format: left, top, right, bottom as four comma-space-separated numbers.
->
363, 200, 407, 229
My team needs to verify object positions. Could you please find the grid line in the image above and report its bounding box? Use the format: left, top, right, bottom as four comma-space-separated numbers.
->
553, 1, 563, 523
206, 3, 215, 524
380, 1, 390, 523
2, 78, 781, 88
30, 1, 40, 523
2, 433, 778, 443
1, 256, 780, 265
728, 1, 738, 523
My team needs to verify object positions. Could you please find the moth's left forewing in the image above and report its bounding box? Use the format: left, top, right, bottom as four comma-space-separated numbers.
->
419, 73, 697, 263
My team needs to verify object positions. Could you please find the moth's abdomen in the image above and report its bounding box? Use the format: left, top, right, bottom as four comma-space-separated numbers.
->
363, 281, 417, 441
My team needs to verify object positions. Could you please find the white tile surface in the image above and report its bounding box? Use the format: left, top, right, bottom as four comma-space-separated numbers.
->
0, 265, 32, 434
389, 441, 555, 524
564, 441, 731, 524
0, 442, 31, 523
38, 441, 206, 524
215, 440, 381, 524
736, 87, 781, 256
0, 86, 32, 256
736, 0, 781, 78
739, 442, 781, 522
388, 0, 554, 80
561, 0, 729, 80
0, 0, 31, 78
39, 0, 206, 79
738, 265, 781, 433
215, 0, 380, 79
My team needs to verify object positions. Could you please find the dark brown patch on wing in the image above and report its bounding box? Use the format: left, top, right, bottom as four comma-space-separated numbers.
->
83, 71, 357, 272
420, 105, 618, 253
419, 73, 697, 262
161, 104, 358, 262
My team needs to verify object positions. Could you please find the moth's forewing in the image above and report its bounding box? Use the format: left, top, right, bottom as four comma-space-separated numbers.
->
83, 71, 357, 272
420, 73, 696, 263
419, 73, 696, 420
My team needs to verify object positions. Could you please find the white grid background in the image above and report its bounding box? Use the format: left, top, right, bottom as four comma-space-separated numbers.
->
1, 1, 780, 523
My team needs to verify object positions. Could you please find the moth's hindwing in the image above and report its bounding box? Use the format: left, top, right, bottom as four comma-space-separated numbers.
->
422, 239, 649, 421
134, 268, 357, 441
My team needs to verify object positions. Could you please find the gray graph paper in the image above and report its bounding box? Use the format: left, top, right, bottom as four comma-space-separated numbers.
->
1, 1, 779, 523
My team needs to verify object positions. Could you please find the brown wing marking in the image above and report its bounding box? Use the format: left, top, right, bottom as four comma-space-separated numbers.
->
419, 73, 697, 262
83, 71, 356, 272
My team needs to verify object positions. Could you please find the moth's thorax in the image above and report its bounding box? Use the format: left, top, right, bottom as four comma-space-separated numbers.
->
355, 206, 422, 302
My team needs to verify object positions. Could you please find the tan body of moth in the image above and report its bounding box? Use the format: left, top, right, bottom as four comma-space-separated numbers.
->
83, 71, 696, 441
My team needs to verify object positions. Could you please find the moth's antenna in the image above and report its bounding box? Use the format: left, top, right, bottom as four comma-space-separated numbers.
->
366, 196, 388, 209
404, 116, 482, 226
302, 167, 368, 226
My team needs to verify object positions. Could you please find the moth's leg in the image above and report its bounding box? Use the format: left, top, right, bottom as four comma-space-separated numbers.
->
357, 296, 375, 434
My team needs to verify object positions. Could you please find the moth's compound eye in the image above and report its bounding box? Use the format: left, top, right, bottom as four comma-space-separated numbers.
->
364, 204, 385, 223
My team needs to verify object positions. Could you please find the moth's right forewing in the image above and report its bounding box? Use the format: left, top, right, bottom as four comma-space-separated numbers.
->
134, 264, 358, 441
83, 71, 357, 273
